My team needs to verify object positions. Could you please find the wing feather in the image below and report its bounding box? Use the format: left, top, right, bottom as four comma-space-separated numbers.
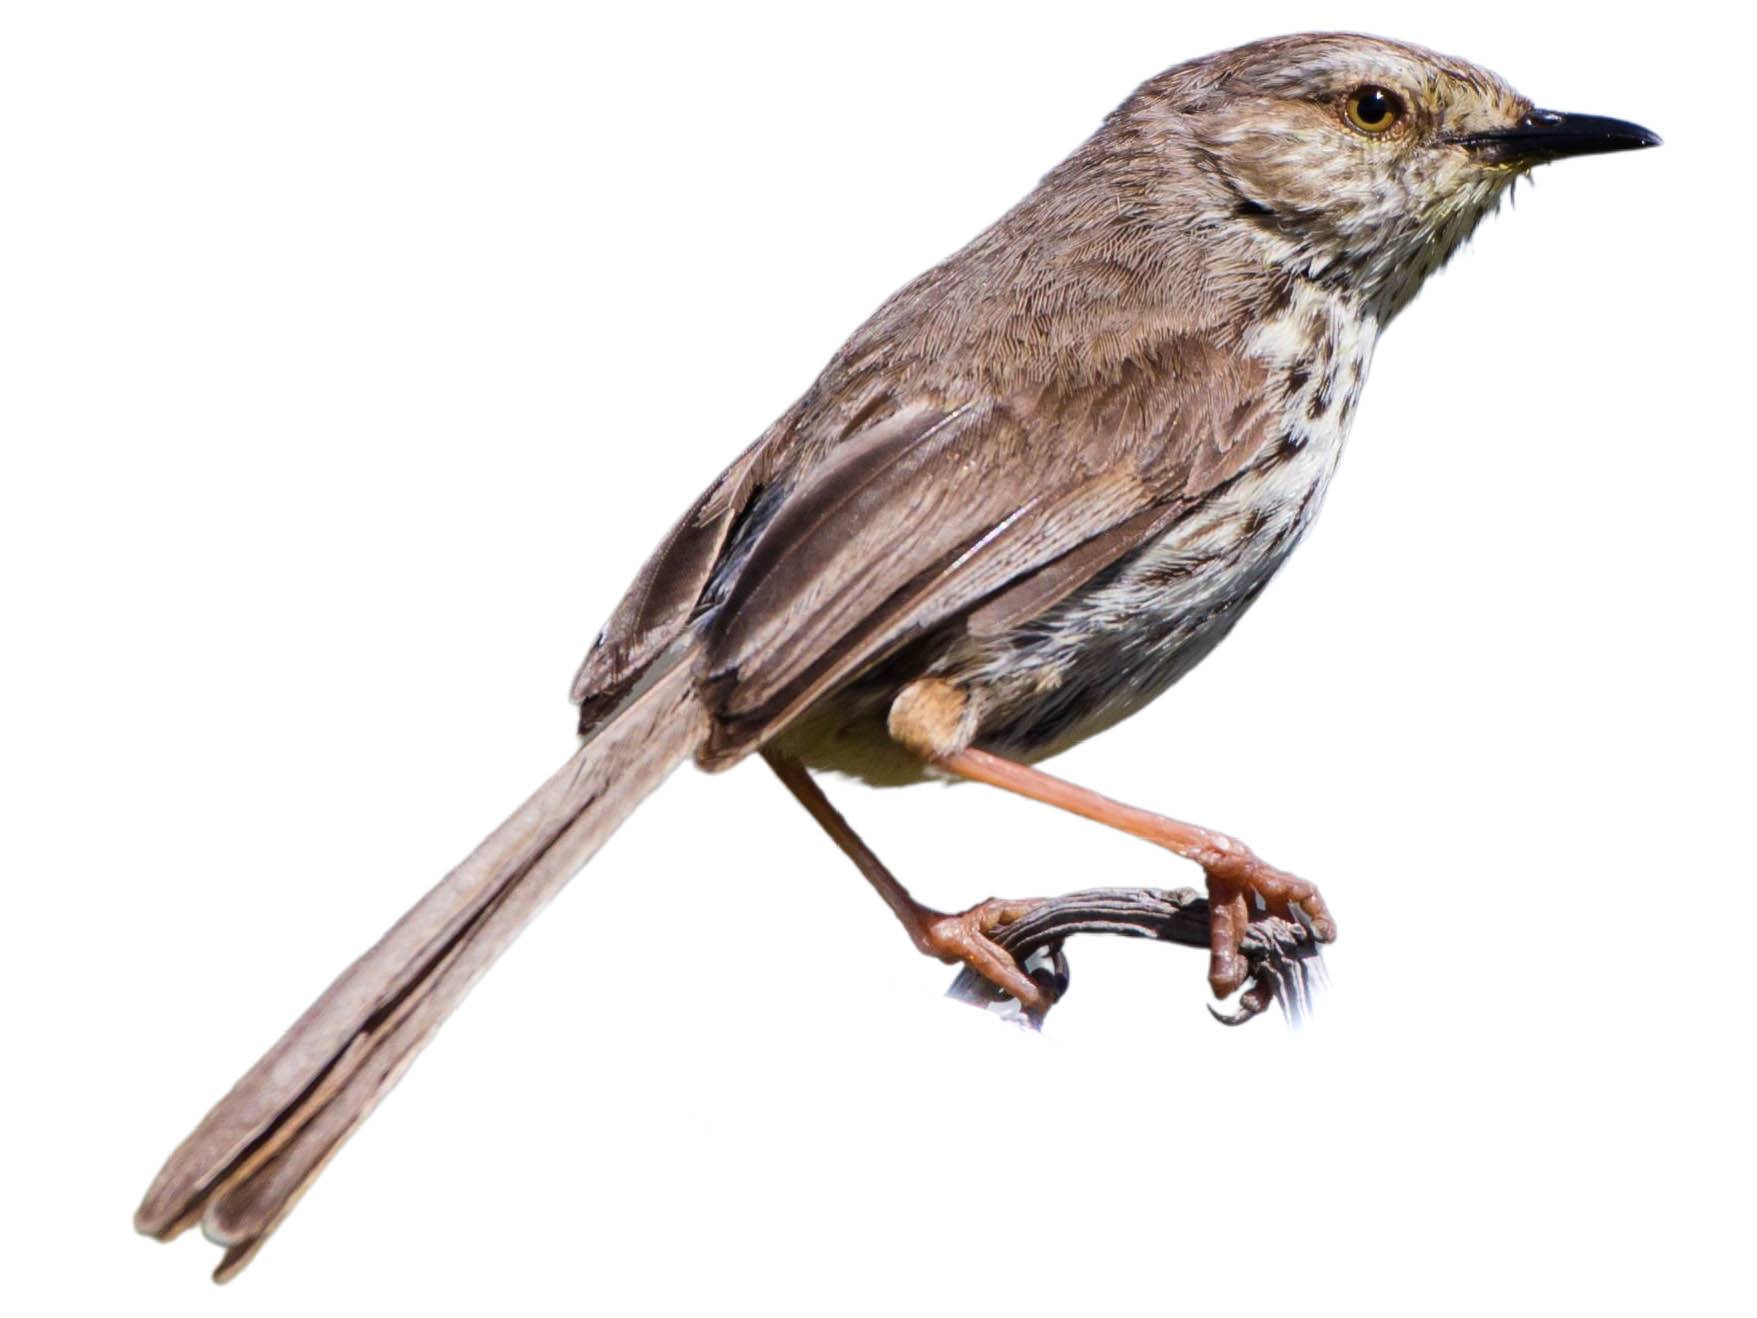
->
696, 335, 1284, 759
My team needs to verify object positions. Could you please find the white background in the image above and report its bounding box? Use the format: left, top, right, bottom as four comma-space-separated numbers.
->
3, 2, 1751, 1314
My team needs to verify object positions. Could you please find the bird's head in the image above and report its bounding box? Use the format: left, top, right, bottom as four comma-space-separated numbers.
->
1133, 34, 1660, 320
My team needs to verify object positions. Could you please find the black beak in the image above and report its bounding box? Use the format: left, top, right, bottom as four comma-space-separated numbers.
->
1453, 109, 1662, 165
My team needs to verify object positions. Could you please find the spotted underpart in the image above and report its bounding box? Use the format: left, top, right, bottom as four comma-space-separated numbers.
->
946, 282, 1379, 760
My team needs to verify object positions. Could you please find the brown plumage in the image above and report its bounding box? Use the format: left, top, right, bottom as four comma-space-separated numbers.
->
136, 33, 1658, 1279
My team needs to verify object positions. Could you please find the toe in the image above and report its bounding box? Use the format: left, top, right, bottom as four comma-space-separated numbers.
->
1207, 888, 1250, 997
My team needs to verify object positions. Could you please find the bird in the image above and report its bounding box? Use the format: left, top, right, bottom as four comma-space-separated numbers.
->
135, 32, 1659, 1279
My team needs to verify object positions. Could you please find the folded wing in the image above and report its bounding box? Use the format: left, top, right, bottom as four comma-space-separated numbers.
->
574, 331, 1286, 762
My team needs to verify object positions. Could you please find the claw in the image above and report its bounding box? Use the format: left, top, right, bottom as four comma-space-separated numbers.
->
1206, 912, 1327, 1027
1208, 985, 1272, 1026
920, 896, 1051, 1013
1203, 846, 1335, 1008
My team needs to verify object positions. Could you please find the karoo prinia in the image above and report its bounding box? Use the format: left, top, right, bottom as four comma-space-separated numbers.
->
136, 33, 1659, 1280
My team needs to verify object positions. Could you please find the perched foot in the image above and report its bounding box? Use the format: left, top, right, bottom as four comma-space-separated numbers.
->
1200, 843, 1336, 998
760, 749, 1054, 1014
912, 897, 1050, 1013
923, 745, 1340, 1006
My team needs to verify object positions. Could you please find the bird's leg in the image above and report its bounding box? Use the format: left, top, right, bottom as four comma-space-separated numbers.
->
761, 749, 1051, 1013
927, 746, 1338, 999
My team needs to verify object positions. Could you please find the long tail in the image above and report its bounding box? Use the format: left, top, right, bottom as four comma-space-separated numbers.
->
134, 655, 707, 1281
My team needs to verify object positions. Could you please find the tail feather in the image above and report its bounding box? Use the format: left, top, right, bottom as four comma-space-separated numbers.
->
135, 654, 707, 1279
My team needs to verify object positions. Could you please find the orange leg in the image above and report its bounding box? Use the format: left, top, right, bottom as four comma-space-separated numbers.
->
762, 749, 1050, 1012
932, 747, 1337, 998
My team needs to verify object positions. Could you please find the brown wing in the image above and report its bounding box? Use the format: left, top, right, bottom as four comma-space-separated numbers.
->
694, 333, 1285, 761
569, 404, 799, 734
570, 61, 1305, 756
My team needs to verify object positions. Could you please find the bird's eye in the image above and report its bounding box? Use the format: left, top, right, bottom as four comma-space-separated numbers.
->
1345, 85, 1405, 135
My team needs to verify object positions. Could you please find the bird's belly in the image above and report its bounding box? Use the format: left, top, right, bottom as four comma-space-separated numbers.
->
786, 288, 1374, 784
957, 513, 1297, 760
954, 401, 1357, 759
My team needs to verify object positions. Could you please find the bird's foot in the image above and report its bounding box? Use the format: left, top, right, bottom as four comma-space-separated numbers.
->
914, 897, 1051, 1014
1200, 844, 1336, 999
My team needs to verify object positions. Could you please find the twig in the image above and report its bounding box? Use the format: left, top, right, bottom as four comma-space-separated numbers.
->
944, 886, 1324, 1029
